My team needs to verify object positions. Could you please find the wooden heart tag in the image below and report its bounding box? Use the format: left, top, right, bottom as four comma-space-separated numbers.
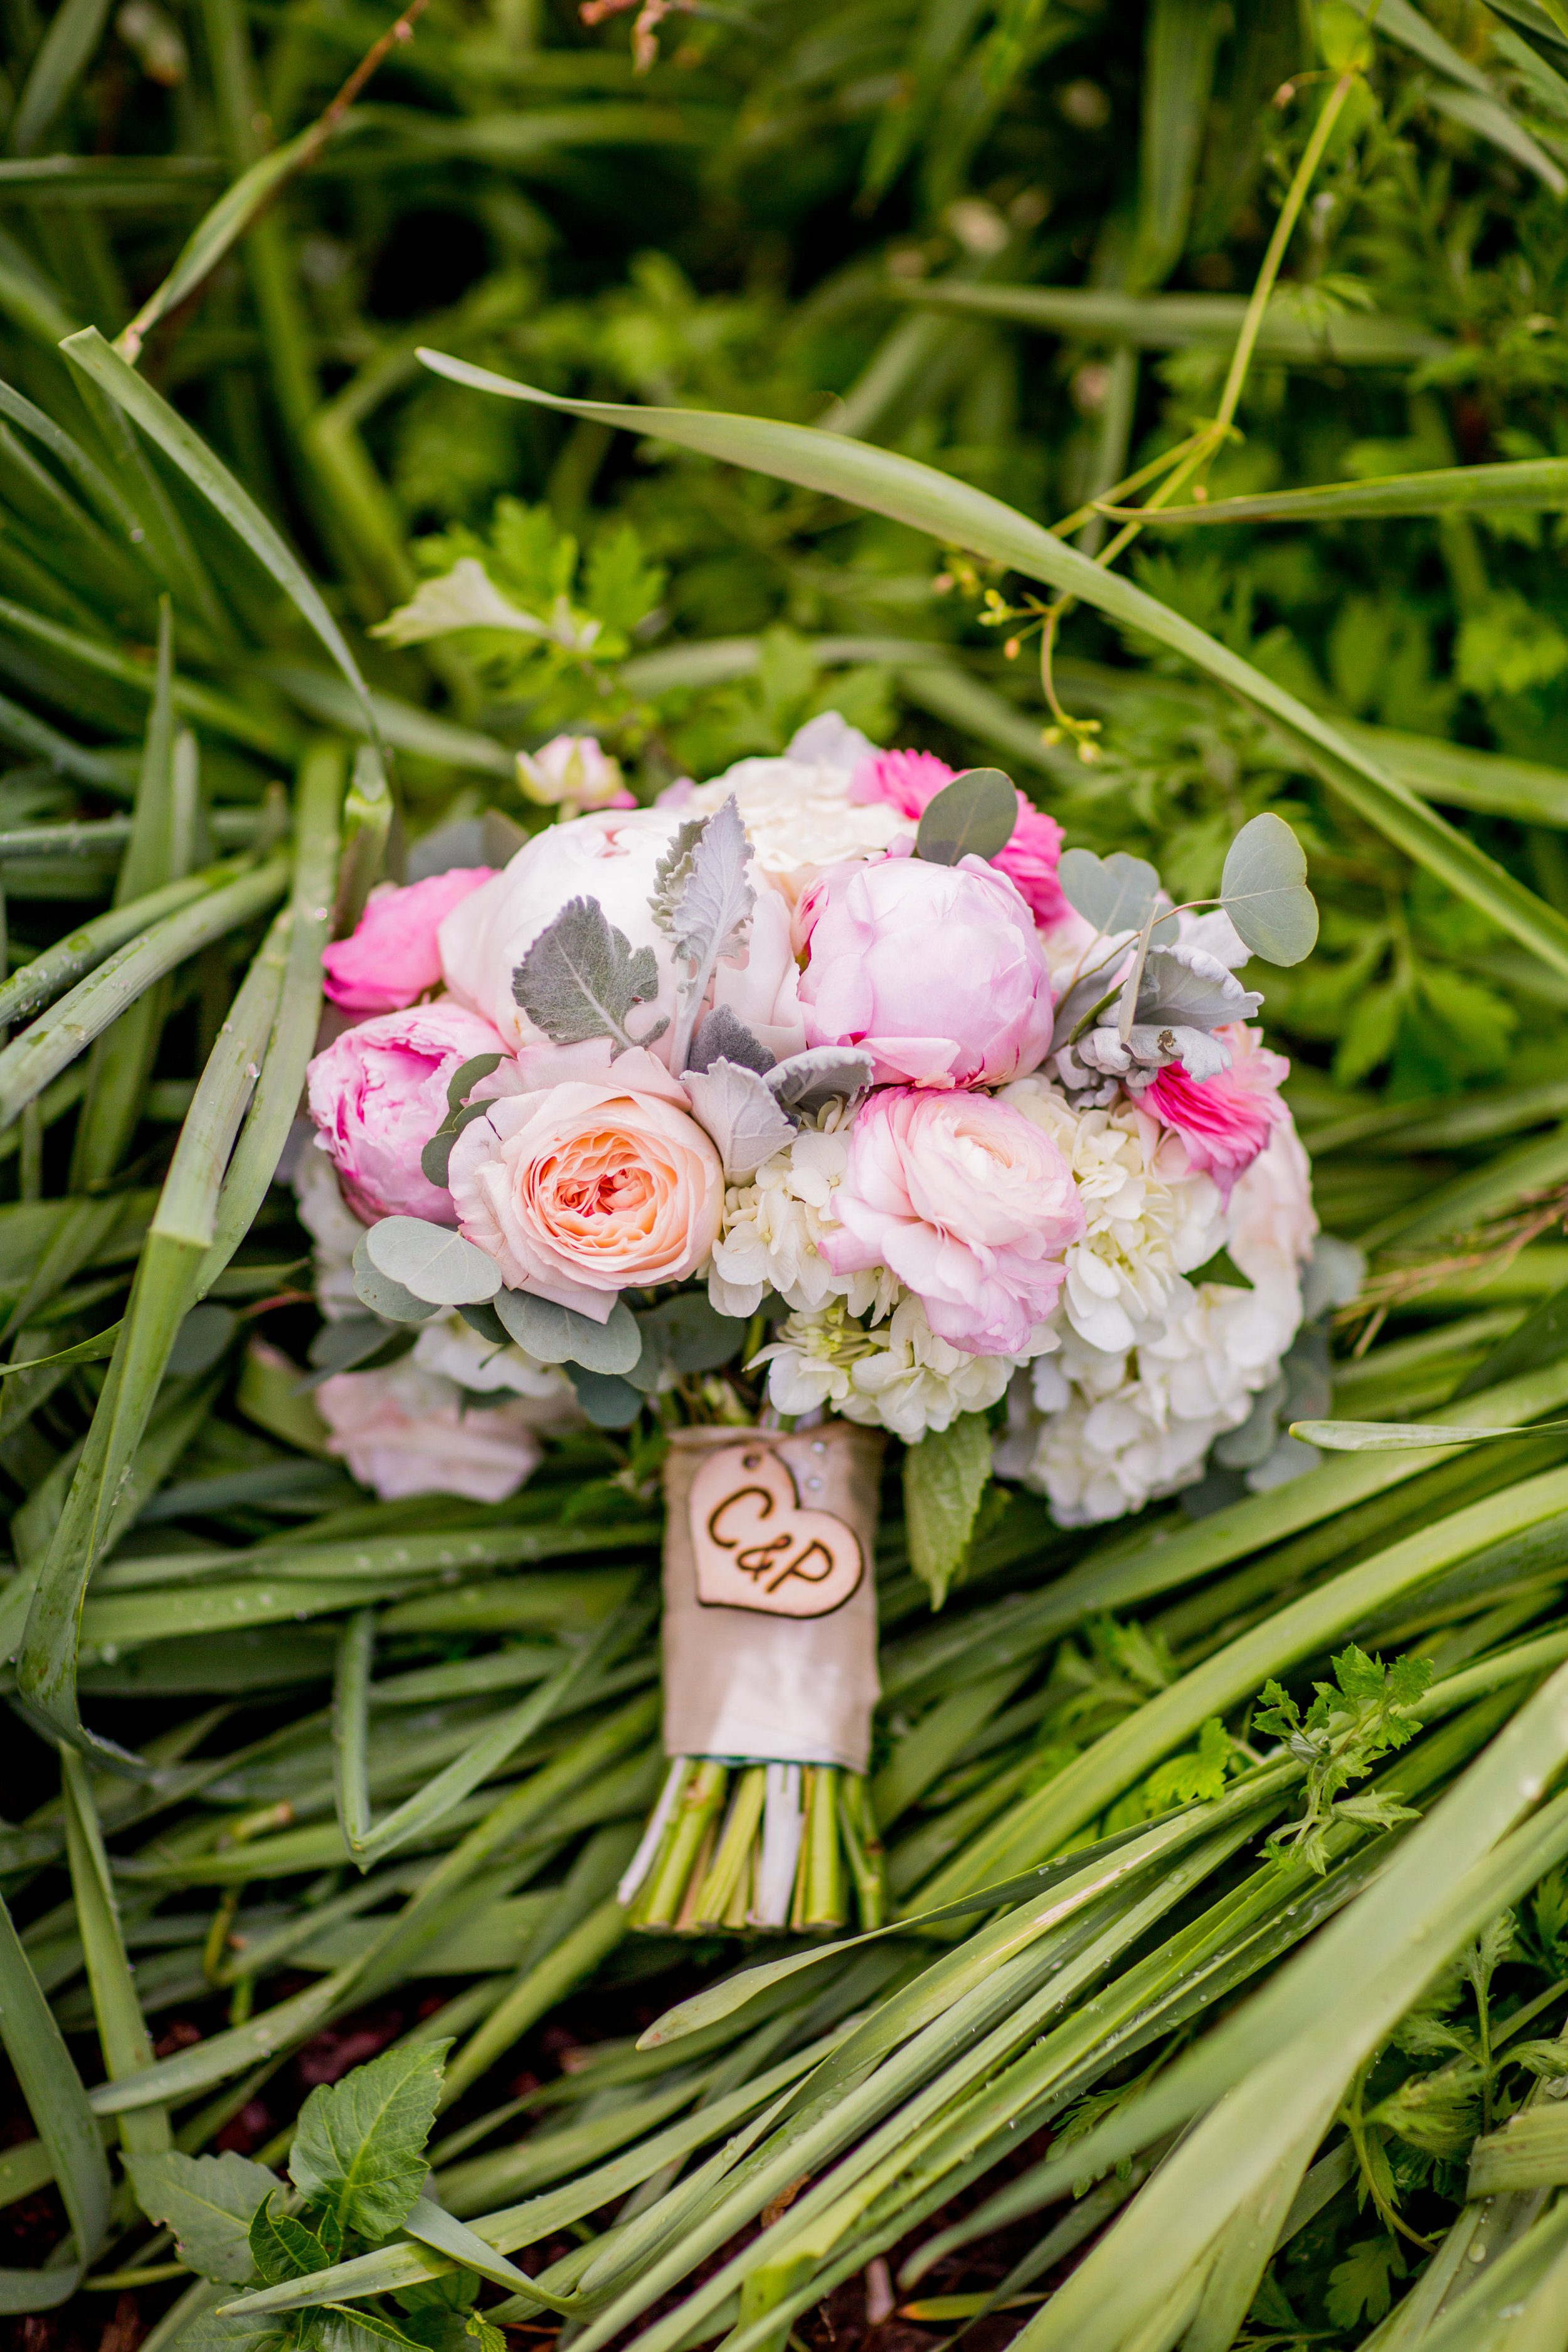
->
687, 1442, 864, 1619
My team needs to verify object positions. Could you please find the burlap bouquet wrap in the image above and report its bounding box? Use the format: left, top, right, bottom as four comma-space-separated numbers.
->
618, 1420, 886, 1932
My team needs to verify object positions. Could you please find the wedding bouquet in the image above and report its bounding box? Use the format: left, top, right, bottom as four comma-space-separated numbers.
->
295, 712, 1321, 1934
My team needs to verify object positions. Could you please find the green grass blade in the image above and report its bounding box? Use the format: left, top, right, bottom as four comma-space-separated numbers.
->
0, 1887, 110, 2299
1109, 454, 1568, 527
414, 359, 1568, 985
61, 329, 389, 780
60, 1749, 169, 2156
885, 279, 1446, 362
8, 0, 112, 156
15, 899, 289, 1765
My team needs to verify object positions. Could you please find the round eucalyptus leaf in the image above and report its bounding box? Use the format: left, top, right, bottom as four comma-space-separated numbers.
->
636, 1291, 741, 1375
1220, 812, 1319, 965
297, 1320, 416, 1391
493, 1288, 643, 1374
567, 1367, 645, 1428
457, 1301, 509, 1347
1057, 847, 1163, 937
364, 1216, 502, 1306
914, 768, 1017, 866
351, 1232, 440, 1325
420, 1131, 456, 1187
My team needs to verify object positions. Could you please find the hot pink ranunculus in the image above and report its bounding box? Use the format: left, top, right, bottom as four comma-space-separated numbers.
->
821, 1087, 1086, 1356
305, 1000, 511, 1226
850, 748, 1067, 925
1142, 1024, 1289, 1195
317, 1360, 544, 1502
321, 869, 494, 1016
797, 852, 1054, 1089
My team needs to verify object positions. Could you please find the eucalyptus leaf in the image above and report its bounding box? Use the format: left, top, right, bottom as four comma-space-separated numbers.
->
126, 2149, 278, 2284
1219, 813, 1319, 966
288, 2041, 449, 2244
1186, 1246, 1253, 1291
492, 1289, 643, 1374
567, 1369, 645, 1428
301, 1318, 416, 1387
512, 897, 668, 1058
445, 1053, 504, 1117
684, 1058, 798, 1181
364, 1219, 502, 1308
1054, 848, 1164, 938
635, 1293, 741, 1379
351, 1235, 441, 1327
914, 768, 1017, 865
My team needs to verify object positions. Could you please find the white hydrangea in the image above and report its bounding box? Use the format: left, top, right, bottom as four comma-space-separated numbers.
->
995, 1118, 1318, 1524
678, 713, 902, 898
758, 1295, 1016, 1445
706, 1107, 896, 1323
296, 1150, 578, 1414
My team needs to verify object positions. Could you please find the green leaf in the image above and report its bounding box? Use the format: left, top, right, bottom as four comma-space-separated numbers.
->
289, 2043, 450, 2243
322, 2302, 427, 2349
567, 1368, 645, 1427
364, 1219, 501, 1309
351, 1234, 441, 1326
1289, 1417, 1568, 1451
0, 1887, 110, 2299
249, 2198, 332, 2287
633, 1293, 739, 1379
61, 1747, 169, 2153
493, 1290, 642, 1374
1219, 813, 1319, 965
1057, 848, 1164, 938
904, 1412, 994, 1609
9, 0, 112, 156
511, 896, 669, 1058
411, 359, 1568, 987
1325, 2237, 1404, 2331
913, 768, 1017, 866
127, 2150, 278, 2284
1186, 1245, 1252, 1290
445, 1054, 504, 1118
1453, 1281, 1568, 1401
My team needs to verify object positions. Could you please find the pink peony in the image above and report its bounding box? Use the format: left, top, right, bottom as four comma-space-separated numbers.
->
317, 1360, 544, 1502
850, 748, 1067, 925
447, 1044, 723, 1318
822, 1088, 1086, 1356
797, 852, 1054, 1089
305, 999, 511, 1226
1143, 1024, 1289, 1196
322, 869, 494, 1016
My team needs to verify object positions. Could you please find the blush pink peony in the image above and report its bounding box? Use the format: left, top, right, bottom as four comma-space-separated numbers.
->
322, 869, 494, 1016
447, 1044, 724, 1318
849, 748, 1067, 925
1143, 1024, 1289, 1195
317, 1359, 545, 1502
305, 999, 511, 1226
797, 852, 1055, 1089
821, 1087, 1086, 1356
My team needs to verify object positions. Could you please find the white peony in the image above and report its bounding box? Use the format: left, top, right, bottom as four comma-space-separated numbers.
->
758, 1293, 1015, 1444
675, 713, 903, 901
995, 1115, 1317, 1524
438, 804, 806, 1064
412, 1314, 580, 1414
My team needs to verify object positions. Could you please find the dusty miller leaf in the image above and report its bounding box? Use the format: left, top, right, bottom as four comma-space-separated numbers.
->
903, 1412, 993, 1609
689, 1004, 773, 1075
512, 895, 669, 1057
126, 2149, 277, 2284
289, 2041, 449, 2245
766, 1046, 874, 1116
654, 796, 754, 968
685, 1057, 797, 1180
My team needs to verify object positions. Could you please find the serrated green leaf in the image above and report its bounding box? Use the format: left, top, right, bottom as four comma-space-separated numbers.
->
127, 2150, 277, 2283
250, 2198, 331, 2287
289, 2043, 450, 2244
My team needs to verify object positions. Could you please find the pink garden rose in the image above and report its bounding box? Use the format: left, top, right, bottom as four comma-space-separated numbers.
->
822, 1088, 1086, 1355
306, 999, 511, 1226
447, 1044, 723, 1318
317, 1360, 544, 1502
322, 869, 494, 1016
850, 748, 1067, 926
797, 852, 1054, 1088
1143, 1024, 1288, 1195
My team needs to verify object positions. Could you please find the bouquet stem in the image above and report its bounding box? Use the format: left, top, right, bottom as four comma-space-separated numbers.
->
623, 1755, 886, 1933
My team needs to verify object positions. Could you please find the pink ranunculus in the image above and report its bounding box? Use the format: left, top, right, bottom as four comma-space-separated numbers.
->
822, 1088, 1086, 1356
322, 869, 494, 1016
317, 1360, 544, 1502
1143, 1024, 1289, 1196
305, 1000, 512, 1226
447, 1047, 723, 1318
850, 748, 1067, 926
797, 852, 1055, 1089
